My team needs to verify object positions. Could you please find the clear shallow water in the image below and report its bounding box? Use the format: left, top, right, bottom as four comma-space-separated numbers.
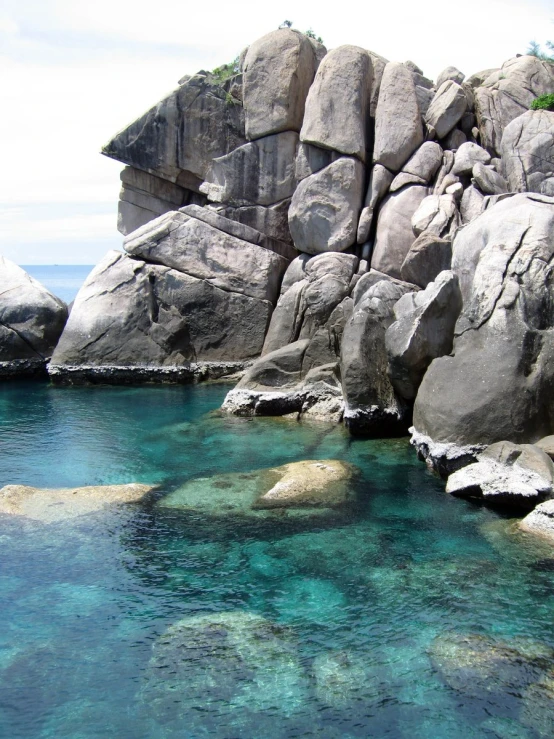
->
22, 265, 94, 304
1, 382, 554, 738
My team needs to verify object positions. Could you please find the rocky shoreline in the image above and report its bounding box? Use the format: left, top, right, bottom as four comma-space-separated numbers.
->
2, 27, 554, 538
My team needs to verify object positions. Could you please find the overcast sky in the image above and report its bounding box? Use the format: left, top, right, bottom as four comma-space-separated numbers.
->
1, 0, 552, 265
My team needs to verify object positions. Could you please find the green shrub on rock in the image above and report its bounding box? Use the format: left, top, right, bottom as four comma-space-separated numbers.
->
530, 93, 554, 111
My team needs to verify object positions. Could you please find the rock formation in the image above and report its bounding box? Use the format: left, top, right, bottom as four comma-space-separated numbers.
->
4, 27, 554, 523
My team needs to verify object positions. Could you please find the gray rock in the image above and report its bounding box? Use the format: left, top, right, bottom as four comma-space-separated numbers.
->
288, 157, 364, 254
411, 193, 459, 238
200, 131, 298, 206
237, 339, 310, 391
216, 199, 293, 244
51, 251, 272, 366
412, 194, 554, 468
279, 254, 312, 294
436, 66, 465, 88
520, 499, 554, 540
352, 269, 419, 305
535, 435, 554, 460
373, 62, 424, 172
300, 45, 372, 161
425, 81, 468, 139
460, 185, 485, 223
357, 164, 394, 244
117, 167, 191, 236
400, 232, 452, 287
124, 211, 288, 304
368, 50, 389, 117
474, 55, 554, 155
295, 143, 340, 182
441, 128, 467, 151
102, 72, 246, 185
401, 142, 443, 181
389, 172, 426, 192
447, 442, 554, 508
435, 172, 460, 196
500, 110, 554, 196
386, 270, 463, 399
242, 29, 319, 140
371, 185, 430, 278
433, 150, 455, 194
179, 204, 296, 260
341, 278, 413, 435
0, 256, 68, 367
262, 253, 357, 354
452, 141, 491, 176
415, 85, 435, 118
472, 162, 508, 195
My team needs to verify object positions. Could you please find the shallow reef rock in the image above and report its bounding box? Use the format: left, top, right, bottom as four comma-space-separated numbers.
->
0, 256, 68, 378
0, 483, 154, 522
140, 611, 307, 724
157, 459, 358, 518
520, 500, 554, 541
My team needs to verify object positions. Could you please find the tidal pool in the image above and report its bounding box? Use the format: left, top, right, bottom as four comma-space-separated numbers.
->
1, 381, 554, 738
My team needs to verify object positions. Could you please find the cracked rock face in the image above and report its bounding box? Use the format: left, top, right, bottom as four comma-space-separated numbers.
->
501, 110, 554, 196
413, 193, 554, 457
0, 256, 68, 369
51, 251, 273, 366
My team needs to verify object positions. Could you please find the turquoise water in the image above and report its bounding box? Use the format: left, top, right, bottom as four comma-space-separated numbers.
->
1, 381, 554, 738
22, 265, 94, 304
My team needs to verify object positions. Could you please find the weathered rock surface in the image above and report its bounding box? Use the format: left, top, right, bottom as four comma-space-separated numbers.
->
412, 194, 554, 471
474, 55, 554, 156
386, 271, 462, 399
357, 164, 394, 244
0, 257, 68, 373
288, 157, 364, 254
300, 45, 372, 161
472, 162, 507, 195
460, 184, 485, 223
341, 277, 414, 435
500, 110, 554, 196
157, 459, 357, 514
371, 185, 430, 278
446, 442, 554, 507
0, 483, 154, 522
425, 81, 468, 139
452, 141, 491, 176
436, 66, 465, 88
200, 131, 298, 206
390, 142, 443, 192
51, 251, 273, 366
520, 499, 554, 541
124, 210, 288, 303
373, 62, 424, 172
242, 29, 320, 140
295, 142, 340, 181
411, 193, 459, 238
400, 232, 452, 287
536, 435, 554, 460
215, 199, 293, 244
102, 72, 246, 185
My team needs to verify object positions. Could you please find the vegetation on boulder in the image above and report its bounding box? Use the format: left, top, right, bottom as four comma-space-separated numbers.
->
530, 93, 554, 111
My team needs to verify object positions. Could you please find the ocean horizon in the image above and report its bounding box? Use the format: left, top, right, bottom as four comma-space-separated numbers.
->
22, 264, 95, 304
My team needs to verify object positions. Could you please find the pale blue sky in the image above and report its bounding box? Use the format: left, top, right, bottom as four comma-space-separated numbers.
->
1, 0, 552, 264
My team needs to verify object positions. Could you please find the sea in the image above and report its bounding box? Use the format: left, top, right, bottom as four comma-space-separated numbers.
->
1, 266, 554, 737
22, 265, 95, 304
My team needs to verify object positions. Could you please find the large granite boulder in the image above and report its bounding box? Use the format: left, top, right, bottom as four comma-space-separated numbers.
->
520, 499, 554, 541
242, 29, 320, 140
371, 185, 430, 278
341, 277, 414, 435
373, 62, 424, 172
51, 251, 273, 367
411, 193, 459, 238
424, 81, 468, 139
200, 131, 298, 206
124, 210, 288, 304
262, 253, 357, 354
102, 72, 246, 185
386, 271, 462, 400
288, 157, 364, 254
446, 441, 554, 508
474, 55, 554, 156
500, 110, 554, 196
436, 66, 465, 88
300, 45, 372, 161
452, 142, 491, 176
0, 257, 68, 376
400, 232, 452, 288
215, 199, 293, 244
389, 142, 443, 191
412, 194, 554, 472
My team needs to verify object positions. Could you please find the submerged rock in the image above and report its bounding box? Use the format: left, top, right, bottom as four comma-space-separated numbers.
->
312, 651, 367, 708
157, 459, 358, 517
0, 483, 154, 522
141, 611, 307, 721
520, 500, 554, 542
429, 631, 554, 698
